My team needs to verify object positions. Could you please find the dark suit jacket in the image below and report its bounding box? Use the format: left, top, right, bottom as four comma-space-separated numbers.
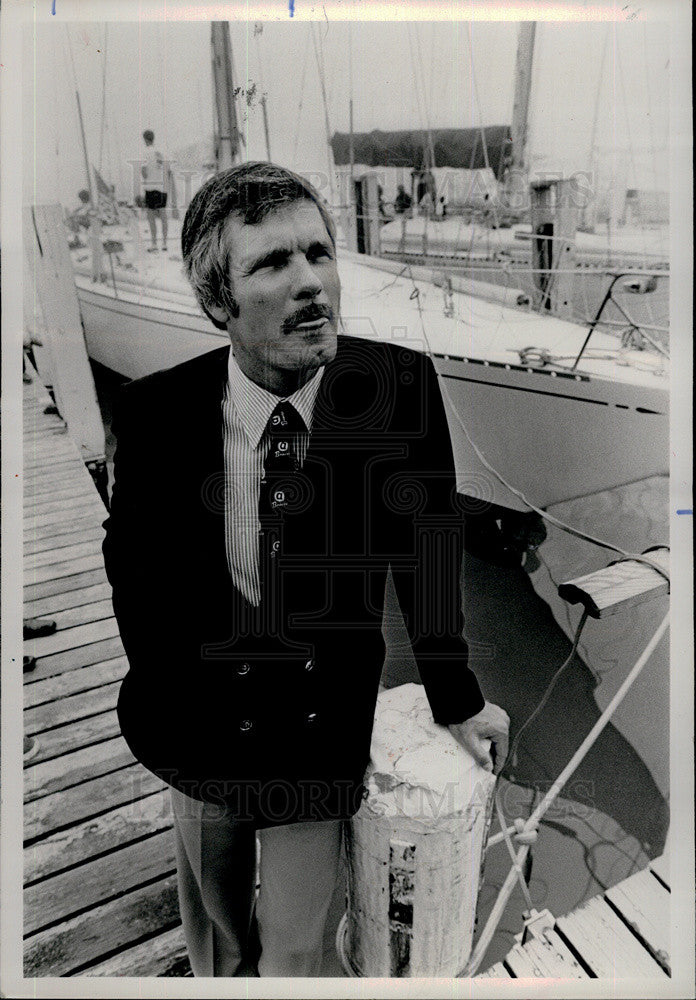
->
103, 335, 484, 827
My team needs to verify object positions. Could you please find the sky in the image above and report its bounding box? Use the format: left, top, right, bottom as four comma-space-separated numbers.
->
22, 18, 670, 210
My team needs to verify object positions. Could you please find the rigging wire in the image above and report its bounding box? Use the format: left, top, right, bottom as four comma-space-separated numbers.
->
310, 21, 336, 206
291, 29, 311, 168
615, 32, 649, 261
98, 24, 108, 173
464, 22, 501, 233
407, 24, 436, 170
401, 259, 669, 580
506, 609, 590, 774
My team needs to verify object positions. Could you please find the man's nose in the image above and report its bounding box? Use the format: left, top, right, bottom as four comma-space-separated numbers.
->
292, 255, 324, 299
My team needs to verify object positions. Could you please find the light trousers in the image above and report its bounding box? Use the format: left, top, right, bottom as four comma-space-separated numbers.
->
170, 786, 343, 977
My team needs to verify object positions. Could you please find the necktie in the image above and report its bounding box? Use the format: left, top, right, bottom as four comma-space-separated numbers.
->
258, 401, 306, 601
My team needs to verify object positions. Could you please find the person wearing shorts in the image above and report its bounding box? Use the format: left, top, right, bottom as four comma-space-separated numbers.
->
142, 129, 169, 252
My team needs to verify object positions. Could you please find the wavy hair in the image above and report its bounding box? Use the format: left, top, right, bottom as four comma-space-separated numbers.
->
181, 162, 336, 331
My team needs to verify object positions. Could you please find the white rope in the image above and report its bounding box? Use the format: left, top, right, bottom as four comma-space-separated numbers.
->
467, 609, 670, 975
495, 789, 534, 912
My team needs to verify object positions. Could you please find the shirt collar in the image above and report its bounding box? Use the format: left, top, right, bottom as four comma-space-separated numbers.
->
227, 347, 325, 450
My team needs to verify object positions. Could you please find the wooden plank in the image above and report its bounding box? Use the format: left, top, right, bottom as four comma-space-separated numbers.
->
24, 873, 180, 976
25, 828, 177, 934
24, 463, 94, 485
82, 924, 190, 977
23, 634, 124, 681
25, 540, 106, 574
23, 461, 93, 482
505, 931, 589, 978
24, 476, 94, 501
23, 599, 115, 638
24, 204, 105, 462
23, 580, 111, 616
605, 867, 671, 973
25, 681, 120, 735
24, 567, 109, 603
25, 519, 105, 547
24, 526, 104, 555
24, 483, 98, 507
556, 896, 667, 978
23, 458, 85, 478
24, 495, 104, 520
24, 736, 134, 802
24, 616, 120, 658
24, 709, 120, 765
23, 429, 72, 447
24, 656, 126, 709
23, 445, 78, 462
24, 553, 107, 587
477, 961, 512, 977
22, 486, 99, 520
558, 548, 669, 619
25, 789, 171, 885
23, 455, 82, 474
25, 763, 161, 842
25, 505, 106, 531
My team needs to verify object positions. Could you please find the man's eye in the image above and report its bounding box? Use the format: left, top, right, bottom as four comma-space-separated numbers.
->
308, 246, 332, 262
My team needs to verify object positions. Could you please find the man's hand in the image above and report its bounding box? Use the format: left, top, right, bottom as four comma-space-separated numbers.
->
448, 702, 510, 775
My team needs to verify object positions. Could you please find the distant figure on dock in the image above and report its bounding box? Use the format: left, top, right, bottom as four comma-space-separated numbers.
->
103, 161, 509, 978
394, 184, 412, 215
141, 129, 173, 252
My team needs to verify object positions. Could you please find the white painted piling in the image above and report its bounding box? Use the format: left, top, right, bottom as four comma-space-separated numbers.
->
338, 684, 496, 977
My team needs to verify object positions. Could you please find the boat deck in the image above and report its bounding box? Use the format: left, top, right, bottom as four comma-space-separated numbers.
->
478, 851, 671, 979
23, 376, 190, 977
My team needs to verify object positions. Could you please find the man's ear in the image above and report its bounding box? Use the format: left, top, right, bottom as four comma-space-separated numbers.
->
206, 303, 230, 326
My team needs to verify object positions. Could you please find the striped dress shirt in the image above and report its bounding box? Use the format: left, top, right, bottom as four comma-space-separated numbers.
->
222, 350, 325, 606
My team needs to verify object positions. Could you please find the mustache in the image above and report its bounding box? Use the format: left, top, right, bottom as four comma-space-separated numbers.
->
282, 303, 333, 334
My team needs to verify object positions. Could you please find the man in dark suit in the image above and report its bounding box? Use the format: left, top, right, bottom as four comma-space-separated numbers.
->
103, 162, 509, 977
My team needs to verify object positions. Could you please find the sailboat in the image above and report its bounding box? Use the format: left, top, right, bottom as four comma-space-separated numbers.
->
370, 21, 669, 280
70, 21, 668, 515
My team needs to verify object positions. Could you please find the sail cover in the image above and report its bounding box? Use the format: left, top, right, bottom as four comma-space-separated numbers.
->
331, 126, 511, 178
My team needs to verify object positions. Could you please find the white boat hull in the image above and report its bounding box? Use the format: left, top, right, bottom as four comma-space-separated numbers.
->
75, 268, 668, 512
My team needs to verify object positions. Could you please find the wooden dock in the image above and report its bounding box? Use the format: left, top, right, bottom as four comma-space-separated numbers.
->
23, 373, 672, 981
23, 376, 190, 977
478, 851, 671, 979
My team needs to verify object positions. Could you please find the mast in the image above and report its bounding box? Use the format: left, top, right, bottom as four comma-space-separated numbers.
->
211, 21, 242, 171
65, 27, 95, 208
504, 21, 536, 210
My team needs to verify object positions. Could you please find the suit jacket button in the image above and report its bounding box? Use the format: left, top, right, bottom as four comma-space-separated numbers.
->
239, 719, 253, 732
237, 662, 251, 676
306, 712, 318, 725
304, 658, 315, 672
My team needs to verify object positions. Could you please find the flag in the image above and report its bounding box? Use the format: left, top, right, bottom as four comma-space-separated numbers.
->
93, 165, 123, 225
